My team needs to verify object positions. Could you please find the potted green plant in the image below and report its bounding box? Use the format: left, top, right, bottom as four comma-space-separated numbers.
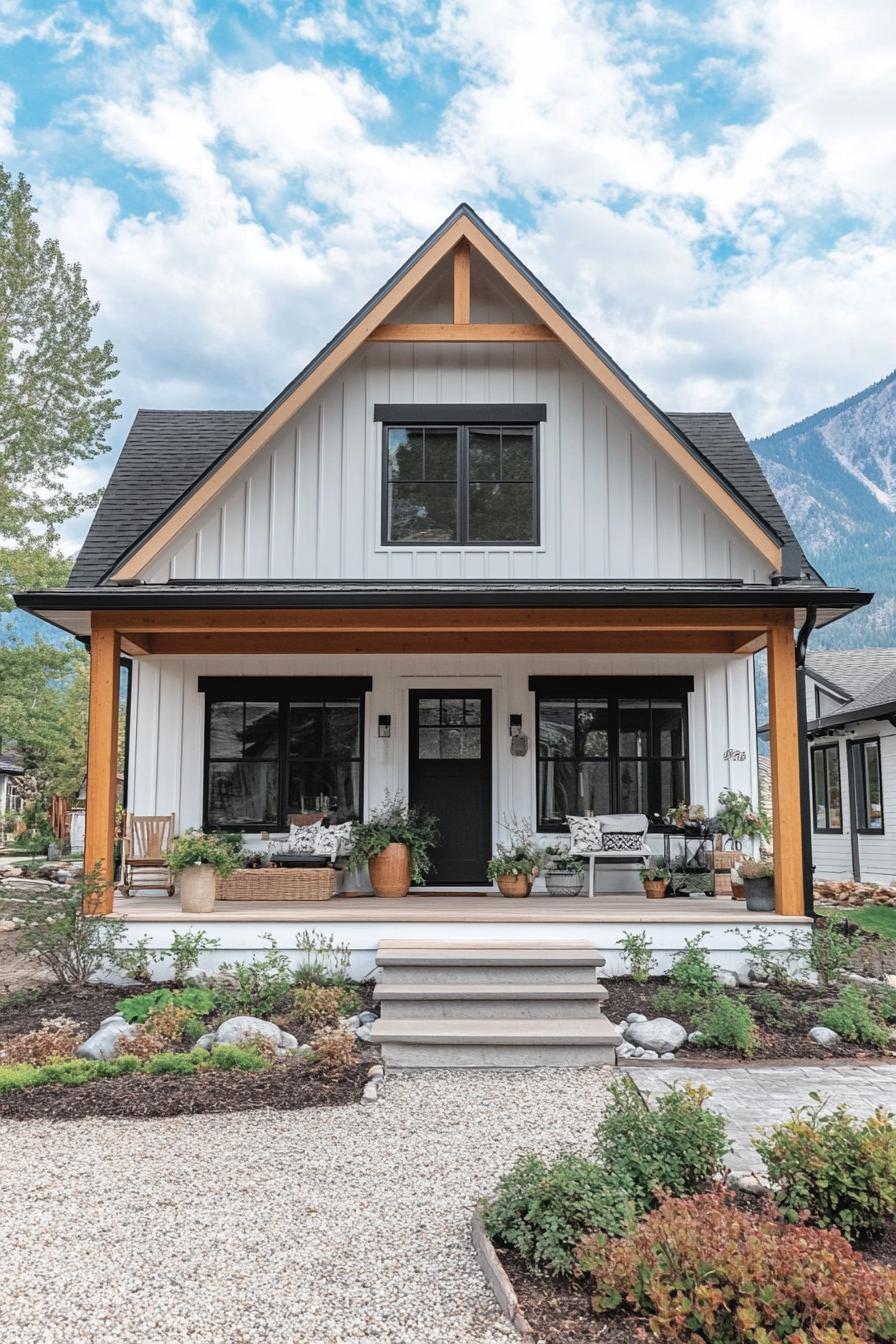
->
713, 788, 770, 844
543, 844, 586, 896
738, 856, 775, 911
348, 792, 438, 898
169, 830, 242, 913
639, 859, 671, 900
487, 817, 543, 898
663, 801, 707, 832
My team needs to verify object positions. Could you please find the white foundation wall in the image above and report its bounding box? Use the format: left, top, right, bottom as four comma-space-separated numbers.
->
128, 650, 759, 888
810, 723, 896, 885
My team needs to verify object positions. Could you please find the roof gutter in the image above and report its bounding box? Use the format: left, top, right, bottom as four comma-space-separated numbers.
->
794, 607, 817, 918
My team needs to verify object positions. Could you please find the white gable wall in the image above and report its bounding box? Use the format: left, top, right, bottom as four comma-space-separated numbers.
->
141, 339, 773, 585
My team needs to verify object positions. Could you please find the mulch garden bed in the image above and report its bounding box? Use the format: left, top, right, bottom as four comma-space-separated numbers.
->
603, 976, 896, 1062
0, 980, 380, 1120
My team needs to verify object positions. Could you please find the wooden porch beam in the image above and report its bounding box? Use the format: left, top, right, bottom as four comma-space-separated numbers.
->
143, 630, 749, 656
93, 606, 782, 635
366, 322, 558, 342
767, 618, 804, 916
453, 240, 470, 324
84, 621, 121, 915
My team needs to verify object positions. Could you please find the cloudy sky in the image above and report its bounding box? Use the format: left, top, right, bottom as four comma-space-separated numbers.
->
3, 0, 896, 551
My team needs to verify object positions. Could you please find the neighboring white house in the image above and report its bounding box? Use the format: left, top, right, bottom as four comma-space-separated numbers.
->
804, 650, 896, 886
14, 203, 871, 924
0, 750, 24, 836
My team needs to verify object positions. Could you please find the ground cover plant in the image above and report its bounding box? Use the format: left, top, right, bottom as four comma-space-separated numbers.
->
654, 933, 722, 1016
692, 993, 759, 1055
818, 985, 891, 1047
756, 1094, 896, 1241
0, 1043, 271, 1092
578, 1188, 896, 1343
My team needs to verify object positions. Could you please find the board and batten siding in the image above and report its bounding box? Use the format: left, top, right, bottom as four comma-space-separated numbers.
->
809, 724, 896, 885
140, 339, 772, 585
128, 651, 758, 879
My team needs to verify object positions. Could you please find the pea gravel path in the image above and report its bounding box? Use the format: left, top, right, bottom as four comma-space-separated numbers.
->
0, 1067, 613, 1344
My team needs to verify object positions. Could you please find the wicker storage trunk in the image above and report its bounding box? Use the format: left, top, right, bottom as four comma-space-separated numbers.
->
711, 841, 740, 898
218, 866, 338, 902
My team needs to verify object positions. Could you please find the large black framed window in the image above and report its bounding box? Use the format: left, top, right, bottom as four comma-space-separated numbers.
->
199, 677, 370, 830
531, 676, 692, 831
849, 738, 884, 834
811, 743, 842, 833
382, 423, 539, 545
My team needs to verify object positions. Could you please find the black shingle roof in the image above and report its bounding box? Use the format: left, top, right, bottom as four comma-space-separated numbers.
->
69, 407, 809, 588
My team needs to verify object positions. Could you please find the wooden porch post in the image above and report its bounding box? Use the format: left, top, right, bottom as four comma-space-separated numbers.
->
84, 619, 121, 915
766, 618, 804, 915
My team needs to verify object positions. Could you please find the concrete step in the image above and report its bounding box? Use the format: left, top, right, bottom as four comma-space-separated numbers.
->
371, 1015, 620, 1069
376, 940, 605, 985
374, 981, 608, 1019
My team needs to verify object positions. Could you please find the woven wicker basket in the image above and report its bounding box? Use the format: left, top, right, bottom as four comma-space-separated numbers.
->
711, 843, 741, 898
218, 866, 337, 902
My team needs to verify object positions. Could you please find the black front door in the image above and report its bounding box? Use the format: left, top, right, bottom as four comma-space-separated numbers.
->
408, 690, 492, 885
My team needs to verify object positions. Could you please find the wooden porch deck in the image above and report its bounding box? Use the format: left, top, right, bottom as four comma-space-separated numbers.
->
113, 889, 807, 925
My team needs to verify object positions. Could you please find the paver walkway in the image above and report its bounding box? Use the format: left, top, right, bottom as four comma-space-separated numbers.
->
626, 1062, 896, 1172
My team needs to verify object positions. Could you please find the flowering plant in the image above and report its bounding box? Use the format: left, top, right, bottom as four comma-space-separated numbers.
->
713, 788, 770, 841
663, 801, 706, 829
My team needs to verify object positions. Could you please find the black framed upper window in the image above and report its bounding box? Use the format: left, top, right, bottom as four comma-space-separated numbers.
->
811, 743, 842, 833
199, 677, 370, 830
531, 676, 692, 831
850, 738, 884, 833
383, 424, 538, 545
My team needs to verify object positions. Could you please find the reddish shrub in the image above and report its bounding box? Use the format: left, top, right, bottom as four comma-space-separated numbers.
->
577, 1188, 896, 1343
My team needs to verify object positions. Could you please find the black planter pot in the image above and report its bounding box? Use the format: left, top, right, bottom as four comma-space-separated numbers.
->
743, 875, 775, 912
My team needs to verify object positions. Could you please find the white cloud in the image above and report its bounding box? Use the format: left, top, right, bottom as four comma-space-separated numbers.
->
0, 80, 15, 155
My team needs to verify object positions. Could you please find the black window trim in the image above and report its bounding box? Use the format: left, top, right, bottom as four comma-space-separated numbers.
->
529, 675, 694, 833
850, 735, 885, 835
199, 676, 371, 832
381, 421, 541, 548
811, 741, 843, 834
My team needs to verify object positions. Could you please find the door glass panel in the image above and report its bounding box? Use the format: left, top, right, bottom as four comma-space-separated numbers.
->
464, 698, 481, 724
441, 698, 464, 724
418, 728, 441, 759
418, 698, 440, 725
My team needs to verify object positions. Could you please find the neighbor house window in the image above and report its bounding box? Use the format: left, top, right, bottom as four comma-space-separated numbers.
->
383, 424, 538, 545
531, 677, 691, 830
850, 738, 884, 833
811, 743, 842, 832
200, 677, 370, 829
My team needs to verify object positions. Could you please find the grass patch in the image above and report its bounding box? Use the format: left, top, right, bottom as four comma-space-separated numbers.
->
829, 904, 896, 942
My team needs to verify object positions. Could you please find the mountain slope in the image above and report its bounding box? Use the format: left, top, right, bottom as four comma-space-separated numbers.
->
752, 369, 896, 647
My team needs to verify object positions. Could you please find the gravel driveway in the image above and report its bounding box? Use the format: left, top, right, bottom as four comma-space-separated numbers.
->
0, 1067, 612, 1344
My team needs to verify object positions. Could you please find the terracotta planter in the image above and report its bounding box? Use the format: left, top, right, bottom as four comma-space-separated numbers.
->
179, 863, 217, 913
496, 872, 533, 898
643, 879, 667, 900
368, 843, 411, 898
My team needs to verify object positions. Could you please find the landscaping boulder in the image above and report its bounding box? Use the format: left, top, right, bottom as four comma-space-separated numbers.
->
808, 1025, 841, 1048
623, 1017, 687, 1054
77, 1014, 138, 1061
625, 1012, 647, 1024
201, 1016, 298, 1054
715, 970, 738, 989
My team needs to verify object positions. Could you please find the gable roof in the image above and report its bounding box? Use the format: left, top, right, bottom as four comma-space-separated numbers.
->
70, 407, 808, 590
808, 649, 896, 729
102, 203, 785, 582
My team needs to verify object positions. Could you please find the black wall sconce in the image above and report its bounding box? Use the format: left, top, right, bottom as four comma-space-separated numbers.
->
509, 714, 523, 737
378, 714, 392, 739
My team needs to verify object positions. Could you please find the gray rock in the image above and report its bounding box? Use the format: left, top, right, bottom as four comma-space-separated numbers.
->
295, 1043, 313, 1056
631, 1046, 645, 1058
194, 1033, 215, 1051
355, 1025, 373, 1043
715, 970, 738, 989
213, 1016, 294, 1051
728, 1171, 769, 1195
77, 1019, 138, 1061
279, 1031, 299, 1051
359, 1011, 377, 1025
623, 1017, 687, 1054
615, 1041, 639, 1059
625, 1012, 647, 1024
808, 1025, 841, 1047
342, 1016, 361, 1030
735, 969, 753, 987
640, 1050, 659, 1059
660, 1052, 676, 1059
842, 970, 881, 986
688, 1030, 705, 1044
361, 1081, 380, 1103
100, 1013, 128, 1027
367, 1064, 385, 1079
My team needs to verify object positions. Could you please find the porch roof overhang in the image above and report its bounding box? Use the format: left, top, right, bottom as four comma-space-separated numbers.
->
14, 579, 872, 657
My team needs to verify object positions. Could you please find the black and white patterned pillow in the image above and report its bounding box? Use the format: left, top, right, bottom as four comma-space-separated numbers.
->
600, 831, 643, 852
288, 822, 325, 854
567, 815, 603, 852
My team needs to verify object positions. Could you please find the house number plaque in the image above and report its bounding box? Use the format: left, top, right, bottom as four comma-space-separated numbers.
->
723, 748, 747, 761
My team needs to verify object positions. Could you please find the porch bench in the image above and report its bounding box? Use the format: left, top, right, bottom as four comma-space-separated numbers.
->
568, 813, 652, 898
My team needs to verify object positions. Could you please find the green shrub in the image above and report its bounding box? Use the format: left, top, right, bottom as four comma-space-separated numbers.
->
167, 929, 222, 984
145, 1052, 199, 1076
481, 1152, 635, 1275
595, 1076, 728, 1212
207, 1044, 267, 1071
805, 917, 854, 988
116, 986, 216, 1024
756, 1094, 896, 1241
180, 1017, 207, 1045
738, 926, 797, 984
818, 985, 890, 1047
114, 934, 158, 983
750, 987, 808, 1031
867, 982, 896, 1024
615, 931, 656, 984
215, 935, 294, 1017
1, 868, 125, 985
654, 933, 722, 1015
693, 994, 758, 1055
294, 930, 353, 988
578, 1187, 896, 1343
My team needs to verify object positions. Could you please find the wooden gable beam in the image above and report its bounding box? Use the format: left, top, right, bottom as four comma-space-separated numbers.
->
367, 322, 557, 342
453, 239, 470, 323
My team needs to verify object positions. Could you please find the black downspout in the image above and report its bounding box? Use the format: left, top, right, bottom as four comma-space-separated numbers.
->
795, 609, 817, 917
120, 657, 133, 814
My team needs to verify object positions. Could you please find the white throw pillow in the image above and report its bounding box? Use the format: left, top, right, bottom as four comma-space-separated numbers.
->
567, 815, 603, 852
